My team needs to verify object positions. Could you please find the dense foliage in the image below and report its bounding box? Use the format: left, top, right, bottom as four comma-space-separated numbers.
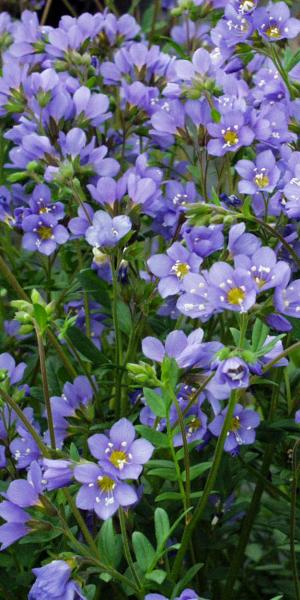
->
0, 1, 299, 598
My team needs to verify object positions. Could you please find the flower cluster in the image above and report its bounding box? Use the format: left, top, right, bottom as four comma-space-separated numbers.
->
0, 1, 299, 599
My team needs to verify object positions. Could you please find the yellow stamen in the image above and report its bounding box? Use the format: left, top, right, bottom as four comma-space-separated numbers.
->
231, 416, 240, 432
254, 173, 269, 188
227, 287, 245, 305
223, 130, 239, 146
38, 226, 52, 240
98, 475, 116, 492
172, 261, 190, 279
109, 450, 128, 470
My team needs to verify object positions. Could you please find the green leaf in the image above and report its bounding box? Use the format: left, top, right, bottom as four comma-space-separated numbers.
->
255, 334, 285, 358
132, 532, 156, 572
211, 107, 221, 123
241, 195, 252, 218
135, 425, 169, 447
141, 4, 154, 31
83, 584, 97, 600
69, 442, 80, 461
172, 563, 204, 597
211, 186, 221, 205
147, 467, 178, 481
143, 387, 166, 417
161, 356, 178, 390
230, 327, 241, 346
67, 326, 106, 365
154, 508, 170, 548
78, 269, 111, 307
33, 303, 48, 334
116, 301, 132, 336
251, 318, 269, 352
155, 491, 183, 502
145, 569, 167, 584
98, 519, 122, 568
182, 461, 212, 482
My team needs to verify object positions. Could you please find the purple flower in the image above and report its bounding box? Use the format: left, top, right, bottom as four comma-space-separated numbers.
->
142, 328, 221, 369
4, 461, 43, 508
209, 404, 260, 452
234, 247, 291, 292
22, 213, 69, 255
207, 111, 254, 156
145, 590, 199, 600
236, 150, 280, 195
183, 224, 224, 258
213, 357, 250, 389
68, 203, 94, 238
260, 336, 288, 368
42, 459, 73, 491
0, 352, 26, 384
0, 501, 29, 550
208, 262, 256, 313
87, 176, 126, 206
73, 86, 111, 126
74, 462, 138, 520
87, 418, 153, 480
46, 376, 94, 448
10, 430, 41, 469
295, 410, 300, 424
228, 223, 261, 257
86, 211, 132, 248
254, 2, 300, 41
176, 273, 214, 321
148, 242, 202, 298
274, 280, 300, 318
29, 560, 86, 600
266, 313, 292, 333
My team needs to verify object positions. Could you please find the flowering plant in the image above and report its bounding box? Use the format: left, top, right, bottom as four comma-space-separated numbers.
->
0, 1, 299, 599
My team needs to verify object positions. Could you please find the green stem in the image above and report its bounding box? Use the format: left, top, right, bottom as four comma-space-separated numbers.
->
222, 370, 281, 598
167, 386, 191, 514
56, 505, 139, 594
166, 411, 187, 512
118, 509, 143, 595
0, 388, 49, 456
0, 254, 77, 379
47, 330, 77, 379
269, 44, 295, 99
222, 443, 275, 600
111, 256, 123, 417
290, 440, 300, 600
251, 217, 300, 270
35, 327, 56, 450
150, 0, 160, 45
171, 389, 239, 580
262, 340, 300, 372
63, 489, 99, 557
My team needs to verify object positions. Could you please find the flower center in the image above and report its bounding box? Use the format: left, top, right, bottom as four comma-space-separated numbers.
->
98, 475, 116, 492
38, 225, 53, 240
227, 366, 245, 381
227, 287, 245, 305
239, 0, 255, 11
254, 172, 269, 188
231, 416, 240, 431
265, 25, 280, 39
172, 261, 190, 279
109, 450, 128, 470
187, 417, 201, 436
223, 130, 239, 147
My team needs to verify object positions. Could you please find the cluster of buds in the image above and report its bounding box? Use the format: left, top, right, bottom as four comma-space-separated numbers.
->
11, 289, 55, 336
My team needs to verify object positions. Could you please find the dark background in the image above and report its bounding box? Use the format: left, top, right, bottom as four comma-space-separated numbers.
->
0, 0, 142, 24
